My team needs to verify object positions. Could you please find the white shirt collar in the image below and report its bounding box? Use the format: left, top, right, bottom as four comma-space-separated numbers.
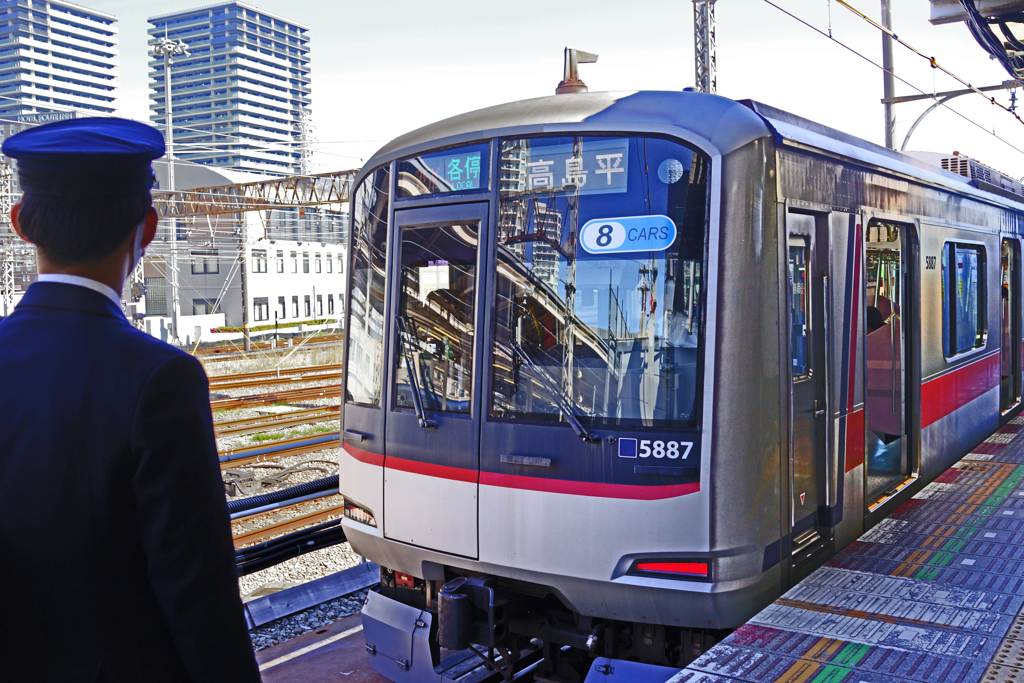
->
36, 273, 123, 311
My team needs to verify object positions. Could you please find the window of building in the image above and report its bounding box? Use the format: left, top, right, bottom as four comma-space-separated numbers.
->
276, 250, 284, 273
942, 242, 987, 357
291, 251, 298, 273
304, 294, 311, 317
315, 253, 321, 273
252, 249, 267, 273
326, 252, 333, 273
338, 254, 344, 275
327, 293, 334, 314
145, 276, 167, 315
277, 296, 286, 320
190, 249, 219, 274
316, 294, 323, 316
192, 298, 219, 315
302, 251, 309, 273
291, 295, 299, 318
253, 296, 269, 321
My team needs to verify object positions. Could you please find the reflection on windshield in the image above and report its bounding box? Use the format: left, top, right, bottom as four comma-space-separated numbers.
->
491, 136, 709, 430
346, 168, 390, 407
394, 224, 478, 414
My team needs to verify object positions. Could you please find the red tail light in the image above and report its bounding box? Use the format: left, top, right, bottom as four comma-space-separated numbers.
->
635, 561, 708, 577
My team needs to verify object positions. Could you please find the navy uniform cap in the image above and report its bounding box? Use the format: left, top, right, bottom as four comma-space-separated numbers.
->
2, 117, 165, 200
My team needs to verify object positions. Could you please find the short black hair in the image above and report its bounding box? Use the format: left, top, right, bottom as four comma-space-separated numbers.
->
17, 191, 151, 266
866, 305, 884, 331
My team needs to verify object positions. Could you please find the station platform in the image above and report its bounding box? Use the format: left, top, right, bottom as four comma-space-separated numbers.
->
678, 416, 1024, 683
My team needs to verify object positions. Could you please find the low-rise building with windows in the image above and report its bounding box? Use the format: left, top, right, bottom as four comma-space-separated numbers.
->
138, 159, 347, 344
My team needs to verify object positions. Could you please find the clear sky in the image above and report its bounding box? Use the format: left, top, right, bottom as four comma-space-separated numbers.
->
85, 0, 1024, 179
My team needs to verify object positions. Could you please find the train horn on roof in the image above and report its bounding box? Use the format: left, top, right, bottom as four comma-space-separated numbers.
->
556, 47, 598, 94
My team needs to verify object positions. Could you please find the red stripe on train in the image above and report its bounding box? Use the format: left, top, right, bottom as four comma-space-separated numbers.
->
342, 441, 384, 467
480, 472, 700, 500
847, 224, 862, 409
921, 353, 999, 428
384, 455, 478, 483
343, 442, 700, 499
845, 408, 865, 472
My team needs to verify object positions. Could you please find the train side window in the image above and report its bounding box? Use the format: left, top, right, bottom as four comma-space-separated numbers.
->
345, 167, 391, 407
788, 237, 810, 379
941, 242, 987, 357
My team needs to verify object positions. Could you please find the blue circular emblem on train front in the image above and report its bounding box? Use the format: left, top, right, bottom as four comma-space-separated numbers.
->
579, 215, 677, 255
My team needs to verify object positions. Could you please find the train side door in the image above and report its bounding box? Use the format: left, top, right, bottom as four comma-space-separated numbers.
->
382, 203, 489, 559
864, 219, 918, 508
1001, 238, 1021, 414
787, 212, 830, 566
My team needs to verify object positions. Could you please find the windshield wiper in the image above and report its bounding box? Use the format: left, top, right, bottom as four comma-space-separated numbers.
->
396, 315, 437, 429
509, 340, 599, 443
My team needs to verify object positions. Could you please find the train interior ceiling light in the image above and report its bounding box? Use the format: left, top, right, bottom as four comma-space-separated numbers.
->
930, 0, 1024, 79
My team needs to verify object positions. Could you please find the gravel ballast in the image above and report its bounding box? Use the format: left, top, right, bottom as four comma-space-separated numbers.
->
241, 542, 368, 652
248, 588, 369, 652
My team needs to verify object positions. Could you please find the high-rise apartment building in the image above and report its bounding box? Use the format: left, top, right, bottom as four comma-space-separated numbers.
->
147, 2, 311, 176
0, 0, 118, 118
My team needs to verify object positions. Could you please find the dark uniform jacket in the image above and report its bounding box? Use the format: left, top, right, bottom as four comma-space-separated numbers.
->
0, 282, 261, 682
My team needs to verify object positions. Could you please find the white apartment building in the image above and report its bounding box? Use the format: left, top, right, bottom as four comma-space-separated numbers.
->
147, 2, 310, 176
0, 0, 117, 118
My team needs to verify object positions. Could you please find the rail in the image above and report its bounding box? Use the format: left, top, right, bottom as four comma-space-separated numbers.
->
208, 370, 341, 392
196, 333, 345, 359
210, 384, 340, 411
208, 363, 343, 384
214, 405, 339, 438
218, 430, 340, 469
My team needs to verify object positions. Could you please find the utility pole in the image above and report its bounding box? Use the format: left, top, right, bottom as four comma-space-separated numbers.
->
0, 161, 13, 316
694, 0, 717, 94
881, 0, 897, 148
153, 36, 189, 343
239, 216, 250, 351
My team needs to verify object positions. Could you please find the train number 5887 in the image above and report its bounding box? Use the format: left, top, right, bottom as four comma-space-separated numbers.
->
639, 440, 693, 459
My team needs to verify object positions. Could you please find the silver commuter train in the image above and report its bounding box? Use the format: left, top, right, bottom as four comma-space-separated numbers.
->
338, 90, 1023, 681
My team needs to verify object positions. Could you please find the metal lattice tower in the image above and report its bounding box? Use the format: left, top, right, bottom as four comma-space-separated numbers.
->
0, 161, 16, 315
298, 109, 316, 176
694, 0, 717, 94
1, 254, 13, 315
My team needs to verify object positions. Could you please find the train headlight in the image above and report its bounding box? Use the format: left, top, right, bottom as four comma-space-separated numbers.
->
341, 496, 377, 527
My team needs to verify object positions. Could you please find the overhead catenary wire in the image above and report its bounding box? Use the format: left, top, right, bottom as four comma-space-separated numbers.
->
834, 0, 1024, 126
760, 0, 1024, 158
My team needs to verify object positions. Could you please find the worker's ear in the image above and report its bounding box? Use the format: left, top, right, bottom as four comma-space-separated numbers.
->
10, 203, 31, 244
142, 207, 158, 248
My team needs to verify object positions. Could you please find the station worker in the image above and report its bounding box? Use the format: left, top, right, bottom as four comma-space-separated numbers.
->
0, 118, 261, 682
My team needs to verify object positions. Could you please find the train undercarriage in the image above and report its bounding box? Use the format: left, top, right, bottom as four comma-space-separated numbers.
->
362, 565, 728, 683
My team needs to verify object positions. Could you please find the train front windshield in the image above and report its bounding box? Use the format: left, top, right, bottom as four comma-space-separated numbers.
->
491, 136, 710, 430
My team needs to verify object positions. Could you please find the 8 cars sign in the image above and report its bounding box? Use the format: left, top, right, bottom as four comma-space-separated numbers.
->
580, 215, 677, 255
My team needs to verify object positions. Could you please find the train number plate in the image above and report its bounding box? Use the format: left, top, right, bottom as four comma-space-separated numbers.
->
618, 438, 693, 459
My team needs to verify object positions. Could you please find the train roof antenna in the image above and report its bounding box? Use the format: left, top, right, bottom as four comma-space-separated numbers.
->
556, 48, 598, 95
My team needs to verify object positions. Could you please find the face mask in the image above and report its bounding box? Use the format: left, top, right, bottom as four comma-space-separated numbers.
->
129, 222, 146, 273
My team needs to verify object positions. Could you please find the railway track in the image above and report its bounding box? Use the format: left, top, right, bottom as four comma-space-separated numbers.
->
218, 429, 340, 469
208, 363, 342, 385
198, 333, 345, 362
208, 370, 342, 392
210, 384, 340, 411
232, 494, 345, 550
214, 405, 339, 438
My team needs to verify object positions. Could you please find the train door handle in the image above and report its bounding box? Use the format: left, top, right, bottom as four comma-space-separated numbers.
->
811, 400, 825, 417
343, 430, 368, 442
